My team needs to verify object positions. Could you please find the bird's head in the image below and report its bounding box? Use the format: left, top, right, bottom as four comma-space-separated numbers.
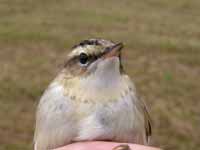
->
59, 39, 127, 101
64, 39, 124, 78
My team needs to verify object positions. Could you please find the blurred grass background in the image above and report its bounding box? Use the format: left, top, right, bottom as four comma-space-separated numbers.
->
0, 0, 200, 149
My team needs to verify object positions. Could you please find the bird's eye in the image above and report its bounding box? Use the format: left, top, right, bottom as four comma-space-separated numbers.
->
79, 53, 89, 65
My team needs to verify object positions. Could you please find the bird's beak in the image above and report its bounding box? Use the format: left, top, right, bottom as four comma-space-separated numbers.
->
102, 42, 124, 59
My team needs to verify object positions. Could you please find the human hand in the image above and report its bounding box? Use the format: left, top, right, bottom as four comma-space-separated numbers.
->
54, 141, 161, 150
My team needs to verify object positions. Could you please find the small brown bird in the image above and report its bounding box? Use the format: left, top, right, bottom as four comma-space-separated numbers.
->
34, 39, 151, 150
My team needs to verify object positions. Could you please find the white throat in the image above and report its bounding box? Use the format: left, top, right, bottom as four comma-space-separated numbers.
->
81, 57, 121, 90
60, 57, 126, 103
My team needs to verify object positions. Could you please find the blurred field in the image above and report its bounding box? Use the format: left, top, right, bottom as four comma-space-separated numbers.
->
0, 0, 200, 150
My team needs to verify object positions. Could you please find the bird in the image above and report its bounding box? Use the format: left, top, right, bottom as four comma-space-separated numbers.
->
34, 39, 152, 150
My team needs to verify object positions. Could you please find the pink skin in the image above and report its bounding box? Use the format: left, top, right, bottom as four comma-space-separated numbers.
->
54, 141, 161, 150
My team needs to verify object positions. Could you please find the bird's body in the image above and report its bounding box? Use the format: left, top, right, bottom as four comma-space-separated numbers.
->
34, 39, 151, 150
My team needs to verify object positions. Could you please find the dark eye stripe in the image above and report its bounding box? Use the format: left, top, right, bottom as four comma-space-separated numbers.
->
64, 52, 104, 68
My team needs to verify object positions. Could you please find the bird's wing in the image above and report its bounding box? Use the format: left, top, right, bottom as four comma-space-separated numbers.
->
141, 99, 152, 141
123, 75, 152, 143
34, 80, 76, 150
134, 91, 152, 143
135, 95, 152, 144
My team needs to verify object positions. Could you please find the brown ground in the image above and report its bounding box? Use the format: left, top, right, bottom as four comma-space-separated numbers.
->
0, 0, 199, 149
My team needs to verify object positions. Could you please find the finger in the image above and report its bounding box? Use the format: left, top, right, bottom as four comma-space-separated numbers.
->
54, 141, 161, 150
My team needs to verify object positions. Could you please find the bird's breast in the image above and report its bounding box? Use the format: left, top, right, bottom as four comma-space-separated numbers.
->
60, 74, 131, 104
73, 85, 144, 143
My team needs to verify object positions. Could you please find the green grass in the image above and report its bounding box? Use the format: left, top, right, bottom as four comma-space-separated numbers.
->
0, 0, 200, 149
